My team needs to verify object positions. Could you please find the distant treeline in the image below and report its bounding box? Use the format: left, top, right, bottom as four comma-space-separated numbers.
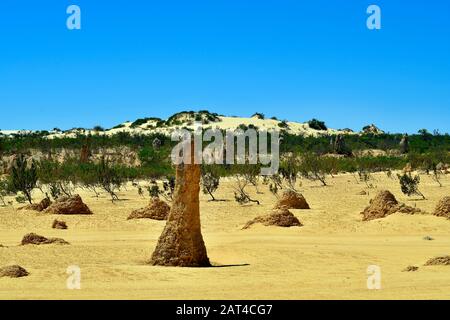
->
1, 129, 449, 205
281, 131, 450, 154
1, 130, 449, 154
0, 132, 168, 153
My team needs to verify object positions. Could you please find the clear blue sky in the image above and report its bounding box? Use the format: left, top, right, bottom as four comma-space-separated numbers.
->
1, 0, 449, 133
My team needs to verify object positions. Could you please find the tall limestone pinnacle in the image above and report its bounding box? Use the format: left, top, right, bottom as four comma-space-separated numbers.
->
150, 142, 210, 267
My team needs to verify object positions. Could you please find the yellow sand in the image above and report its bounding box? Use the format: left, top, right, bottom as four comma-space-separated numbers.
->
1, 173, 449, 300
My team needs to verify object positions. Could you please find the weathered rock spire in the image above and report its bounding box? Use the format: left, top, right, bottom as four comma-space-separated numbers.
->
150, 141, 210, 267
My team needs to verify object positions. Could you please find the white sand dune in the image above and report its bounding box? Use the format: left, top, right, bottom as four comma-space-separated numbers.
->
1, 112, 371, 139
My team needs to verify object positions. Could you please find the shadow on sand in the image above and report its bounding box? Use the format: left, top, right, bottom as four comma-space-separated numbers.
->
210, 263, 250, 268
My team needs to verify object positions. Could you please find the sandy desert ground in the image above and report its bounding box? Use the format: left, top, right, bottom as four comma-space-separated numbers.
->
1, 172, 450, 300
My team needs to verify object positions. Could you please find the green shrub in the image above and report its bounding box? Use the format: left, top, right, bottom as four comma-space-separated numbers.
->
0, 178, 11, 206
299, 153, 327, 186
278, 121, 289, 129
147, 183, 160, 198
397, 173, 425, 199
93, 126, 105, 132
233, 176, 260, 205
130, 118, 148, 128
308, 119, 327, 131
15, 193, 28, 204
201, 166, 221, 201
10, 154, 37, 204
96, 157, 125, 202
251, 113, 265, 119
279, 155, 300, 191
130, 117, 163, 128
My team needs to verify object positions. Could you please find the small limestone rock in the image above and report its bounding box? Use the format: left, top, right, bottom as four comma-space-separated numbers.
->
44, 195, 92, 215
361, 190, 421, 221
52, 220, 68, 230
128, 197, 170, 220
274, 190, 310, 210
243, 207, 302, 229
424, 256, 450, 266
0, 265, 29, 278
21, 233, 69, 245
18, 198, 52, 212
433, 196, 450, 219
402, 265, 419, 272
